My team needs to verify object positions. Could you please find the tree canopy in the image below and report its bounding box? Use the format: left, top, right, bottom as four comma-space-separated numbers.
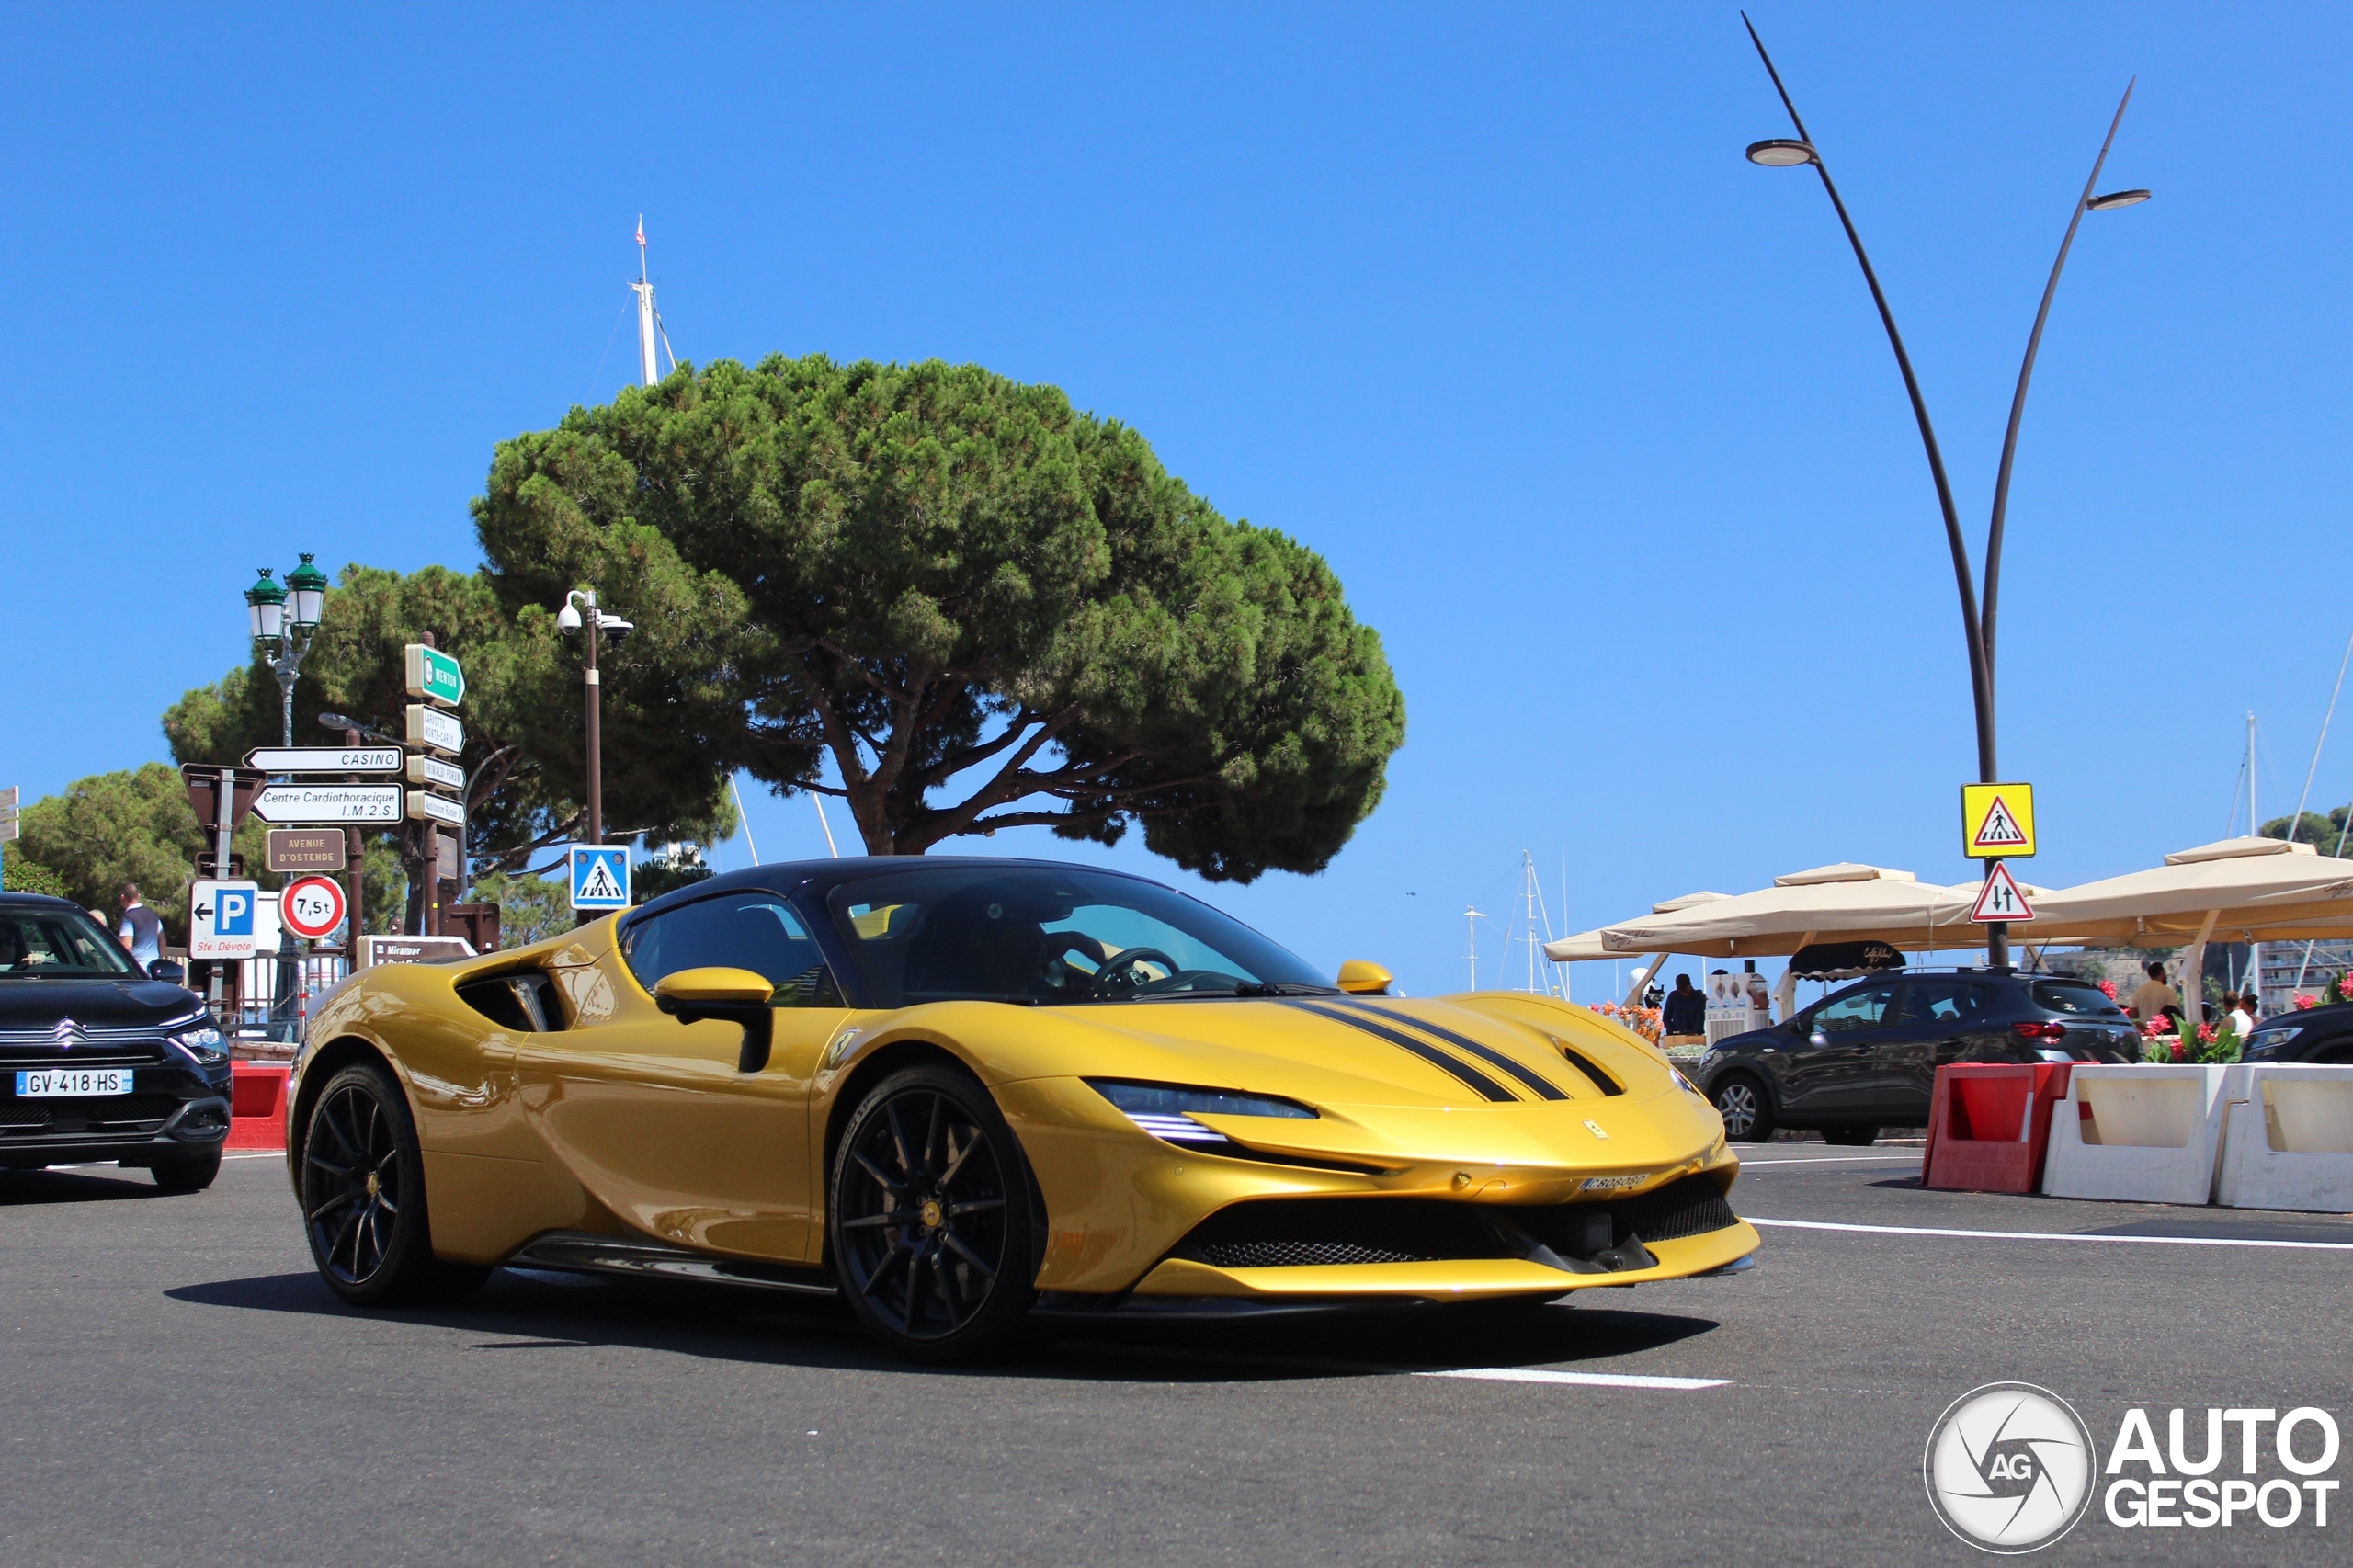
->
474, 355, 1404, 881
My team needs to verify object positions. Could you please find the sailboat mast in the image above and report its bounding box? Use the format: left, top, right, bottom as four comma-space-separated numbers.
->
632, 216, 660, 386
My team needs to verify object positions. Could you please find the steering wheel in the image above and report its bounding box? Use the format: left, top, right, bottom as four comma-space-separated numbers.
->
1089, 947, 1179, 998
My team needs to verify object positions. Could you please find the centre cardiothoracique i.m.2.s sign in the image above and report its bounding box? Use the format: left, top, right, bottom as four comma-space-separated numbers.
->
1924, 1386, 2339, 1553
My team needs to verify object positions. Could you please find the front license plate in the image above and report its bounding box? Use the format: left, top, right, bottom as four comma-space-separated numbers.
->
15, 1069, 132, 1097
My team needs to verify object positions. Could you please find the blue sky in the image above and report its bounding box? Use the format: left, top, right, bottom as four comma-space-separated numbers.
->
7, 5, 2350, 995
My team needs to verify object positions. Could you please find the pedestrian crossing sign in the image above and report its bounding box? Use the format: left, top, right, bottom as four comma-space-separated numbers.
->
1961, 782, 2036, 859
569, 845, 631, 910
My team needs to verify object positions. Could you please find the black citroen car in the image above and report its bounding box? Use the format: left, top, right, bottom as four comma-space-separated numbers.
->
0, 892, 232, 1189
1697, 967, 2142, 1145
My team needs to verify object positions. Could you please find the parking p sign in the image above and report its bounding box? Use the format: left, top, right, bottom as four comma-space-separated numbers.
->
189, 880, 260, 960
568, 846, 631, 911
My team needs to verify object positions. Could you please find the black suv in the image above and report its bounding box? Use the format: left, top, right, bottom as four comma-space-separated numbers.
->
1698, 968, 2140, 1145
2242, 1002, 2353, 1064
0, 892, 232, 1189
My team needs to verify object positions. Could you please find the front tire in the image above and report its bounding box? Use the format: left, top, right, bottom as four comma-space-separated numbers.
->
151, 1148, 222, 1192
300, 1062, 485, 1307
828, 1065, 1038, 1361
1711, 1073, 1777, 1142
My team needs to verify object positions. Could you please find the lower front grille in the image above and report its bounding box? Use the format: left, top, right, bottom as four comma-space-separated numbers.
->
0, 1095, 182, 1135
1174, 1174, 1741, 1272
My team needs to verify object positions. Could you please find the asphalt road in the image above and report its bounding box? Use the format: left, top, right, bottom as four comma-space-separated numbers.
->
6, 1145, 2350, 1567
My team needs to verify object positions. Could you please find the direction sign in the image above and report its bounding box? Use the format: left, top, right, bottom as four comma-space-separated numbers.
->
358, 934, 475, 969
266, 829, 347, 873
405, 704, 463, 756
0, 784, 16, 845
1970, 862, 2037, 924
189, 880, 260, 960
569, 845, 631, 910
404, 643, 465, 707
406, 790, 464, 828
405, 754, 464, 790
278, 875, 347, 941
1961, 781, 2037, 859
252, 784, 404, 824
244, 746, 402, 773
181, 765, 268, 832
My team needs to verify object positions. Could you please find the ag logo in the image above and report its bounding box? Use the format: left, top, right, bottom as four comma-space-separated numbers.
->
1925, 1382, 2097, 1553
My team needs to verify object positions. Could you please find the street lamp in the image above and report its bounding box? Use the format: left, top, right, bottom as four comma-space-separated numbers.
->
1741, 15, 2147, 969
245, 556, 326, 747
556, 589, 632, 845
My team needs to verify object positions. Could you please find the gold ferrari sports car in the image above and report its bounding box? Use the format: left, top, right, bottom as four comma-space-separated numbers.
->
287, 858, 1757, 1358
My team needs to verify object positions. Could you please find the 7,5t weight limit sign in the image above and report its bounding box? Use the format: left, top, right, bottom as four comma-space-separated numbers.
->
278, 876, 347, 941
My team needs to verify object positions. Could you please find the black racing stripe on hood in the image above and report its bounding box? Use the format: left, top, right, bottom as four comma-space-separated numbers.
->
1286, 1001, 1518, 1102
1339, 1004, 1573, 1102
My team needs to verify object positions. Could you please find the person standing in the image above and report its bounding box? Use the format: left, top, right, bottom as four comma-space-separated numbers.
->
2127, 960, 2178, 1024
116, 882, 164, 970
1662, 972, 1706, 1040
2225, 990, 2256, 1040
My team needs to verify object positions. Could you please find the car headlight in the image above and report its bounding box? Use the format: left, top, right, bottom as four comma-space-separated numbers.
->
2245, 1027, 2301, 1058
168, 1025, 229, 1067
1085, 1078, 1314, 1144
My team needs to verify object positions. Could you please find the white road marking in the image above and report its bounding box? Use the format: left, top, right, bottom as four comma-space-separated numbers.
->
1738, 1155, 1921, 1168
1415, 1368, 1729, 1391
1748, 1217, 2353, 1251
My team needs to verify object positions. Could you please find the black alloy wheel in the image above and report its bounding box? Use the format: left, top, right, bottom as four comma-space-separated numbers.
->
1711, 1074, 1776, 1142
829, 1065, 1037, 1360
301, 1063, 485, 1307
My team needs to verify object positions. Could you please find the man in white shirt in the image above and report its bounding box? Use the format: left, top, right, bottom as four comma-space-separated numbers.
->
116, 883, 164, 970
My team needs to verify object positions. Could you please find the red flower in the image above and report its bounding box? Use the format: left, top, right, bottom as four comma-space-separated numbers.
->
2297, 994, 2318, 1010
2097, 979, 2120, 1001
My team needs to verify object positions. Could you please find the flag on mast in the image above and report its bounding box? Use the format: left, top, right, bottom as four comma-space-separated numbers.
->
635, 215, 645, 249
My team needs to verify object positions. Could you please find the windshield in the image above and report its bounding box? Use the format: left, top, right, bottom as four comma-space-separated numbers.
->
2033, 981, 2124, 1017
825, 865, 1334, 1006
0, 905, 141, 978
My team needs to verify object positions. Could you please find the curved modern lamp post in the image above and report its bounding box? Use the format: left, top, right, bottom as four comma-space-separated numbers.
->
1742, 14, 2148, 969
244, 553, 329, 746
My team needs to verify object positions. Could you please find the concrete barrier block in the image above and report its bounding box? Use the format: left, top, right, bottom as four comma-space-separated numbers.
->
2040, 1064, 2233, 1206
2215, 1064, 2353, 1213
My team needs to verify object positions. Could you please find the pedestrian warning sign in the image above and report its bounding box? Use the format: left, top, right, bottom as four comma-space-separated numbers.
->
569, 845, 631, 911
1969, 861, 2036, 923
1961, 782, 2036, 859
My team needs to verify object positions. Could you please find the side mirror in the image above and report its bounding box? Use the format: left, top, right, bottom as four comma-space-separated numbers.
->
653, 967, 776, 1073
147, 959, 187, 984
1336, 960, 1392, 996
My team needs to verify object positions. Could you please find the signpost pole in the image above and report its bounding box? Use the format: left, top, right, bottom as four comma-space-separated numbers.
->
342, 727, 366, 958
210, 765, 234, 1023
585, 608, 602, 845
1984, 860, 2008, 970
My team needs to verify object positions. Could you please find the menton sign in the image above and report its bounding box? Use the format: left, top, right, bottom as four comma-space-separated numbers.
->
404, 643, 464, 707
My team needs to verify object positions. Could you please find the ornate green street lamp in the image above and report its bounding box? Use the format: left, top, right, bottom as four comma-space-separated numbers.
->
246, 556, 327, 747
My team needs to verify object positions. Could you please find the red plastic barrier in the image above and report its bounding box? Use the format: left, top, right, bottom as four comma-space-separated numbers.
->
1922, 1062, 2074, 1194
227, 1062, 291, 1152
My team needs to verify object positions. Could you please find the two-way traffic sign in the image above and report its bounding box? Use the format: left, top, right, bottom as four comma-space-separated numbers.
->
1969, 862, 2036, 924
